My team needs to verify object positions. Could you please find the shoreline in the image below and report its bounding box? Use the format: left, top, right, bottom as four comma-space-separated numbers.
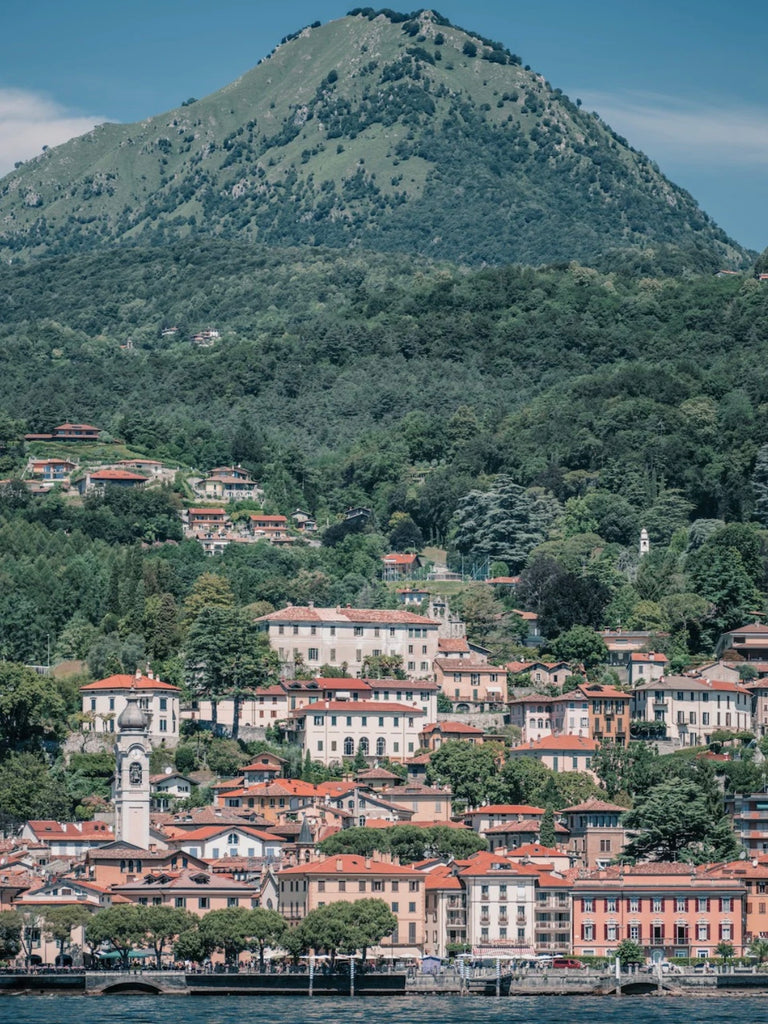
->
2, 969, 768, 998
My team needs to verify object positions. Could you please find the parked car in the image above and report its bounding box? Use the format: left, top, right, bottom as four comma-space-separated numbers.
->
552, 958, 586, 969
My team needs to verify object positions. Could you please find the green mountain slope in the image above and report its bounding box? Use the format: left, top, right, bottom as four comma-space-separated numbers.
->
1, 240, 767, 526
0, 9, 748, 269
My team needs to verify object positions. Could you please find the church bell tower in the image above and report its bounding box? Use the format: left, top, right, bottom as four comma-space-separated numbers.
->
114, 687, 151, 850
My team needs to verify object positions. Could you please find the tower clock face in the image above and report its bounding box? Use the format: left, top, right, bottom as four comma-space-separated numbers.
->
129, 761, 143, 786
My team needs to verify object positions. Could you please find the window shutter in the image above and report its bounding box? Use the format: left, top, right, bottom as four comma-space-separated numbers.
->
627, 924, 632, 939
684, 898, 689, 912
718, 923, 723, 940
604, 923, 609, 940
706, 924, 711, 940
581, 924, 585, 940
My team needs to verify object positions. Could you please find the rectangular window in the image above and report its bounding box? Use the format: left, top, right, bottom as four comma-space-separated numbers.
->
583, 898, 593, 912
354, 626, 364, 637
198, 897, 209, 909
308, 648, 319, 661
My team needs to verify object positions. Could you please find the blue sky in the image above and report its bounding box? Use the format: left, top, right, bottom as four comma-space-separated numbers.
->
1, 1, 766, 251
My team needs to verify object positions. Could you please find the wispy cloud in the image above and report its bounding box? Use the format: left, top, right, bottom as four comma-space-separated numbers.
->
0, 89, 109, 176
577, 90, 768, 166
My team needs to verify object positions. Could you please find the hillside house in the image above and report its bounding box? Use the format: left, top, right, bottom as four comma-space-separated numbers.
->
716, 622, 768, 662
632, 675, 752, 746
285, 700, 426, 765
75, 468, 147, 495
381, 552, 422, 580
433, 657, 507, 708
507, 735, 599, 777
255, 605, 440, 680
80, 672, 180, 746
53, 422, 101, 441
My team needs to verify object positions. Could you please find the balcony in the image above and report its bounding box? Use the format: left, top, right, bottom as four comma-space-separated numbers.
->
516, 914, 527, 925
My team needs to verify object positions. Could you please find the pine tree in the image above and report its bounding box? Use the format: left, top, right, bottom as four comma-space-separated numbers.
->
539, 806, 556, 848
752, 444, 768, 526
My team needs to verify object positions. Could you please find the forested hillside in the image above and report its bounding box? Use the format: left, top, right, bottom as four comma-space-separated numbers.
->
0, 8, 748, 269
1, 241, 767, 527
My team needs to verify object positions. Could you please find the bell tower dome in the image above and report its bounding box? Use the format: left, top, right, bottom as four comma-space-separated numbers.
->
113, 685, 151, 850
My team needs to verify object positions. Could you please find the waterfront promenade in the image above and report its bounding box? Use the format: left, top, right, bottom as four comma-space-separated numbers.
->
1, 964, 764, 997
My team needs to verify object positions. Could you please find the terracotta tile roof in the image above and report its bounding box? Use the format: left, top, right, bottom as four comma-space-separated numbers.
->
509, 735, 599, 753
355, 767, 401, 781
559, 797, 627, 813
437, 638, 471, 653
167, 824, 283, 843
292, 701, 424, 716
278, 855, 421, 877
89, 468, 146, 481
26, 821, 114, 840
464, 805, 545, 817
80, 673, 179, 692
629, 652, 668, 663
256, 606, 437, 626
421, 721, 484, 735
188, 507, 227, 515
382, 553, 419, 564
507, 843, 563, 858
485, 819, 568, 835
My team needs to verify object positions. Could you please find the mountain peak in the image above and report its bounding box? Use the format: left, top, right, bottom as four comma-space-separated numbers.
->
0, 10, 747, 270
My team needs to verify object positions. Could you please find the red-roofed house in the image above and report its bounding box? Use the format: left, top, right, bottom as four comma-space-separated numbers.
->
716, 622, 768, 661
507, 735, 599, 777
626, 651, 668, 688
381, 553, 422, 580
53, 423, 101, 441
21, 820, 114, 859
558, 796, 629, 868
80, 671, 180, 746
461, 805, 546, 833
277, 854, 426, 956
255, 605, 439, 680
285, 700, 425, 765
507, 659, 573, 688
433, 658, 507, 708
164, 824, 285, 861
420, 721, 485, 751
75, 468, 148, 495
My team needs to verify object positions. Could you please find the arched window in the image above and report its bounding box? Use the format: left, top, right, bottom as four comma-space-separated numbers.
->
358, 737, 369, 755
376, 737, 386, 757
344, 737, 355, 756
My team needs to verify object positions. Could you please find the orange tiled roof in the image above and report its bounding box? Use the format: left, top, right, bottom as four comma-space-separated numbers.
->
278, 855, 421, 877
80, 674, 179, 692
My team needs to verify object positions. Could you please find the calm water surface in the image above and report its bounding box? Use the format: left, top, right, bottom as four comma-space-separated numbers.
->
5, 995, 768, 1024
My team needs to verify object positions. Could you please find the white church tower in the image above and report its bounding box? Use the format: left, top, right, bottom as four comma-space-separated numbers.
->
639, 528, 650, 557
113, 686, 151, 850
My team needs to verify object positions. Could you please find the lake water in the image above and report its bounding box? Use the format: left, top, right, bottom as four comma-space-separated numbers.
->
5, 994, 768, 1024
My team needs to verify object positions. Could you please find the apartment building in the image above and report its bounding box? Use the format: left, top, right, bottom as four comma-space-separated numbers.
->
632, 675, 752, 747
284, 700, 426, 765
277, 854, 426, 957
571, 862, 746, 959
255, 606, 440, 680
